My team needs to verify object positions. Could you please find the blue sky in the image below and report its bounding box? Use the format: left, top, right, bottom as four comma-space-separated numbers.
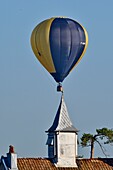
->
0, 1, 113, 158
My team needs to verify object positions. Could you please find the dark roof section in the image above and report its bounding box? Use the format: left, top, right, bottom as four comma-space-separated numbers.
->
47, 95, 78, 132
17, 158, 113, 170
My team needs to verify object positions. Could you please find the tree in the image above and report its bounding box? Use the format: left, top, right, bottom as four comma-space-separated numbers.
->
81, 127, 113, 158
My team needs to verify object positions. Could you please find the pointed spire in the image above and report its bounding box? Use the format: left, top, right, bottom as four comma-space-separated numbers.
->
47, 94, 78, 132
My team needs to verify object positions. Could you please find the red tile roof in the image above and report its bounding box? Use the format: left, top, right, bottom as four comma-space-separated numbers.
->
17, 158, 56, 170
77, 158, 113, 170
17, 158, 113, 170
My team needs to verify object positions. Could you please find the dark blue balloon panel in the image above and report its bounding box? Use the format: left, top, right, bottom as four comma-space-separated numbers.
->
49, 18, 86, 82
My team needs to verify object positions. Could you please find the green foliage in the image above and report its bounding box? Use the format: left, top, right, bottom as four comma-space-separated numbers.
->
81, 133, 93, 147
96, 128, 113, 144
80, 127, 113, 157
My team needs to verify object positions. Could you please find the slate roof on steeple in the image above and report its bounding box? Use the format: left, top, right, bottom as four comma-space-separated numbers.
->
47, 94, 78, 132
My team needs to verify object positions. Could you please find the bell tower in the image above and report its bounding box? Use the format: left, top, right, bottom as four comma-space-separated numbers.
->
46, 95, 78, 167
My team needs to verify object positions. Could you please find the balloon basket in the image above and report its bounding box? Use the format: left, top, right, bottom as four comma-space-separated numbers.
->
57, 83, 63, 93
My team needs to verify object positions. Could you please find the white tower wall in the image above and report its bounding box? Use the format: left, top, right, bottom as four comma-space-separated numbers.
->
56, 132, 77, 167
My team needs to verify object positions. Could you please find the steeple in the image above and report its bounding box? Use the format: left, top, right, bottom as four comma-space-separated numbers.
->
46, 94, 78, 167
48, 94, 78, 132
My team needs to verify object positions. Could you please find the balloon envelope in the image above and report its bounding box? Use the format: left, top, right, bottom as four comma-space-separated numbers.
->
31, 17, 88, 83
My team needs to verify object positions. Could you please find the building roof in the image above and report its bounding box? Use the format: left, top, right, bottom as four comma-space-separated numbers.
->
47, 94, 78, 132
17, 158, 55, 170
17, 158, 113, 170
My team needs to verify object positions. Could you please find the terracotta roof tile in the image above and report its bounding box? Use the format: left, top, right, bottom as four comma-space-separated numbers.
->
76, 158, 113, 170
17, 158, 113, 170
17, 158, 56, 170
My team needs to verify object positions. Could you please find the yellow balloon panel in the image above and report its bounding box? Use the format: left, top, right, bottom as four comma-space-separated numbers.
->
31, 18, 56, 73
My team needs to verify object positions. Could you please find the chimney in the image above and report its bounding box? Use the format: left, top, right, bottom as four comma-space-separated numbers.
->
6, 145, 18, 170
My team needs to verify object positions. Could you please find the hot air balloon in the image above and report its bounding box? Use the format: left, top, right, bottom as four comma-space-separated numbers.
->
31, 17, 88, 92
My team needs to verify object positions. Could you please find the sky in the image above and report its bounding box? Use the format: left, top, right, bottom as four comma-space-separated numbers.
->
0, 0, 113, 158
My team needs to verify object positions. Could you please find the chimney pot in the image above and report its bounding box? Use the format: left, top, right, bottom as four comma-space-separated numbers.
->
9, 145, 15, 153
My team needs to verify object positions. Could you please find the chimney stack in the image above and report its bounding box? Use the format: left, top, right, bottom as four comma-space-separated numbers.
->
6, 145, 18, 170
